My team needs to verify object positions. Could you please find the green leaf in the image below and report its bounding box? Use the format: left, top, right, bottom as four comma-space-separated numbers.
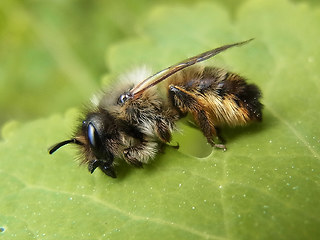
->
1, 0, 320, 239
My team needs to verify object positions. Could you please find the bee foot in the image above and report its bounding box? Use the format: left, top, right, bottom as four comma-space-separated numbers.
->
123, 148, 143, 168
170, 142, 180, 149
214, 144, 227, 151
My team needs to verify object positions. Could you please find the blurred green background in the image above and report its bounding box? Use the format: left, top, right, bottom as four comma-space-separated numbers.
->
0, 0, 318, 127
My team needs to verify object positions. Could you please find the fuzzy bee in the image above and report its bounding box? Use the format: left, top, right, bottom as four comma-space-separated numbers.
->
49, 39, 262, 178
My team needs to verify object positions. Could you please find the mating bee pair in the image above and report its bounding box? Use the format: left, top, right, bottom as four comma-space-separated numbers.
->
49, 39, 262, 178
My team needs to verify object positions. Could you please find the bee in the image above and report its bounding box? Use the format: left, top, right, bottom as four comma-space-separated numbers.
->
49, 39, 262, 178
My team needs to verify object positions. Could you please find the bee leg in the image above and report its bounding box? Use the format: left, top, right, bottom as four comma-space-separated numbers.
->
123, 141, 158, 167
195, 109, 226, 150
215, 127, 226, 144
169, 85, 226, 151
155, 118, 172, 143
123, 148, 143, 168
158, 141, 179, 154
169, 142, 179, 149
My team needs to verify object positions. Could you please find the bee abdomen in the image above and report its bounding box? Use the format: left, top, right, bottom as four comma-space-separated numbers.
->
222, 72, 263, 121
168, 66, 262, 127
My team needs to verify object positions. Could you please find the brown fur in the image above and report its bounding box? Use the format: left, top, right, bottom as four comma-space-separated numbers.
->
49, 40, 263, 178
167, 66, 262, 148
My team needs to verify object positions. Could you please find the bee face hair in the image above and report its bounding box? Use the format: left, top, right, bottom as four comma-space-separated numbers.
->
49, 39, 263, 178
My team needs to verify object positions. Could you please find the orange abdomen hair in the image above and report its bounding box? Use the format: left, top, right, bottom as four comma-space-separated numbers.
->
167, 66, 262, 146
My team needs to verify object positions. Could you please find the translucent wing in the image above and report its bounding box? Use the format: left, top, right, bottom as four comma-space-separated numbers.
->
129, 39, 254, 99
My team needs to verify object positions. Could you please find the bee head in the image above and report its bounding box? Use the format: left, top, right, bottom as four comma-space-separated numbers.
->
48, 110, 118, 178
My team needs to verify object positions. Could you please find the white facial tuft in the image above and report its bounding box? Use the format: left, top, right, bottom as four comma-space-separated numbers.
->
90, 94, 101, 106
119, 65, 152, 85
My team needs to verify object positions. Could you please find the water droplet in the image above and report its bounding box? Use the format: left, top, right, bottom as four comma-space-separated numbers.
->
178, 183, 182, 188
219, 185, 223, 189
0, 227, 5, 233
192, 206, 196, 210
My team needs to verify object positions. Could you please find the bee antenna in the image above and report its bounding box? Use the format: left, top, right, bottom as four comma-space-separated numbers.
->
48, 139, 83, 154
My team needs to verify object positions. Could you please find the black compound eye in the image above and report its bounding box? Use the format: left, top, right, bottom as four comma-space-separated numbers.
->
88, 122, 100, 148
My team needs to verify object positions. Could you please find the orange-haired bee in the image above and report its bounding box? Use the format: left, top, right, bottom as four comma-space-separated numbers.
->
49, 39, 262, 178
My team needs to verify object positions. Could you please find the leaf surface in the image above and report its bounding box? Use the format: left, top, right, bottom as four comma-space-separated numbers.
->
1, 0, 320, 239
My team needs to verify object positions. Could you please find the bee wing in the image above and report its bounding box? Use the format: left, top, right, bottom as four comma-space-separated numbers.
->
130, 38, 253, 98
